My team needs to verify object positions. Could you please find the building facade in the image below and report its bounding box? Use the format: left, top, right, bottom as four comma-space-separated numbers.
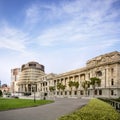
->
11, 68, 21, 93
11, 51, 120, 98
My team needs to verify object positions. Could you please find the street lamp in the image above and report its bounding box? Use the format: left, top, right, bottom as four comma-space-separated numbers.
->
33, 84, 36, 103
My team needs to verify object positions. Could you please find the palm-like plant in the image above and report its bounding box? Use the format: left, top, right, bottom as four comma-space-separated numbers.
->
82, 80, 90, 96
57, 83, 62, 92
61, 85, 66, 91
49, 86, 55, 98
90, 77, 101, 97
61, 84, 66, 96
68, 81, 74, 93
57, 83, 66, 96
49, 86, 55, 92
74, 81, 79, 90
68, 81, 79, 96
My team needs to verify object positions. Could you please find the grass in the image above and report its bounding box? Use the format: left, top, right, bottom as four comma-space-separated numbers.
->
58, 99, 120, 120
0, 98, 53, 111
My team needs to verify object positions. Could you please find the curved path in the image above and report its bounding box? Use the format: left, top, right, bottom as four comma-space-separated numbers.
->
0, 98, 89, 120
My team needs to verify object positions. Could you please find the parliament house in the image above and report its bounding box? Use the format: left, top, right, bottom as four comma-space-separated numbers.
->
11, 51, 120, 98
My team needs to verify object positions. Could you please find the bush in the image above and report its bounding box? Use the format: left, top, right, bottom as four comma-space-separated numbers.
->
59, 99, 120, 120
24, 92, 31, 96
0, 90, 2, 97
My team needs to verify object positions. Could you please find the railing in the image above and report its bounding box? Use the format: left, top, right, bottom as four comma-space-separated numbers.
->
109, 100, 120, 112
99, 98, 120, 112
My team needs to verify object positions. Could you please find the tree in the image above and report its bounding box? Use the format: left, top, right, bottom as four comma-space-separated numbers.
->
68, 81, 79, 96
57, 83, 62, 91
60, 85, 66, 91
68, 81, 74, 90
0, 90, 2, 97
90, 77, 101, 97
68, 81, 74, 95
49, 86, 55, 99
49, 86, 55, 92
57, 83, 66, 96
60, 85, 66, 92
74, 81, 79, 95
74, 81, 79, 90
82, 81, 90, 96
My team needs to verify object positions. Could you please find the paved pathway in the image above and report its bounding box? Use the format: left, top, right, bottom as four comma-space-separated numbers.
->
0, 98, 89, 120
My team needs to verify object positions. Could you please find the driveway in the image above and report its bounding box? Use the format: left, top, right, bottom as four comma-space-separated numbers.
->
0, 98, 89, 120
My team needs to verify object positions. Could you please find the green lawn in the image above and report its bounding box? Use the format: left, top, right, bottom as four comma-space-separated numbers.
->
0, 98, 53, 111
59, 99, 120, 120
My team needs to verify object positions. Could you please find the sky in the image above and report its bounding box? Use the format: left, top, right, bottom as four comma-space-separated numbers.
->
0, 0, 120, 85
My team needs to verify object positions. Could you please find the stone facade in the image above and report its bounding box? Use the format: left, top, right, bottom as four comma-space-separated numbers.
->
11, 51, 120, 98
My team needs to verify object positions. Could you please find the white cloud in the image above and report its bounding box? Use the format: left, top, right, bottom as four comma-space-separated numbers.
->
0, 0, 120, 85
32, 0, 120, 47
0, 24, 29, 52
25, 4, 40, 24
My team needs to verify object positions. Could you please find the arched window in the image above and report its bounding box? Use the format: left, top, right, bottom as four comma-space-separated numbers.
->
111, 79, 114, 85
111, 90, 114, 95
111, 68, 114, 76
96, 71, 102, 77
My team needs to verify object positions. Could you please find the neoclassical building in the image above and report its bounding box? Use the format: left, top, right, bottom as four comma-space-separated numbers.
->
11, 51, 120, 98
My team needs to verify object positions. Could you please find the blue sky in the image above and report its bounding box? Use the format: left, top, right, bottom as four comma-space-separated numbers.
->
0, 0, 120, 85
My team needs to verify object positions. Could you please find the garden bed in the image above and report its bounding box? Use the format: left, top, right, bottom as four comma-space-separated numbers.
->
58, 99, 120, 120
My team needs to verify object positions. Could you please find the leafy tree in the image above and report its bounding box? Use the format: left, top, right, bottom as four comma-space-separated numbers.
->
82, 80, 90, 96
0, 90, 2, 97
68, 81, 74, 91
74, 81, 79, 90
49, 86, 55, 92
60, 85, 66, 91
68, 81, 79, 96
49, 86, 55, 98
90, 77, 101, 97
60, 84, 66, 96
57, 83, 66, 96
57, 83, 62, 91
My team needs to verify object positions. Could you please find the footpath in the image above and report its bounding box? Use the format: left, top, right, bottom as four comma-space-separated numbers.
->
0, 98, 89, 120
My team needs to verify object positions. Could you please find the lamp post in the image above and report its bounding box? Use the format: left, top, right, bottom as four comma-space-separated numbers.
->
33, 84, 36, 103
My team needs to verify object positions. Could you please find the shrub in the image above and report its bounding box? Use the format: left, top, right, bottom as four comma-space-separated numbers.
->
59, 99, 120, 120
0, 90, 2, 97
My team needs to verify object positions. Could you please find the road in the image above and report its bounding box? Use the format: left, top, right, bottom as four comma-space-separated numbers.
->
0, 98, 89, 120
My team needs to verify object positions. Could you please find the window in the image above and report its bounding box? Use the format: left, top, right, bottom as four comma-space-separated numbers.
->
54, 80, 56, 85
95, 90, 97, 95
111, 79, 114, 85
99, 90, 102, 95
29, 64, 36, 67
80, 90, 83, 95
111, 68, 114, 76
74, 91, 77, 95
96, 71, 102, 77
69, 91, 71, 95
111, 90, 114, 95
65, 91, 67, 95
88, 90, 90, 95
